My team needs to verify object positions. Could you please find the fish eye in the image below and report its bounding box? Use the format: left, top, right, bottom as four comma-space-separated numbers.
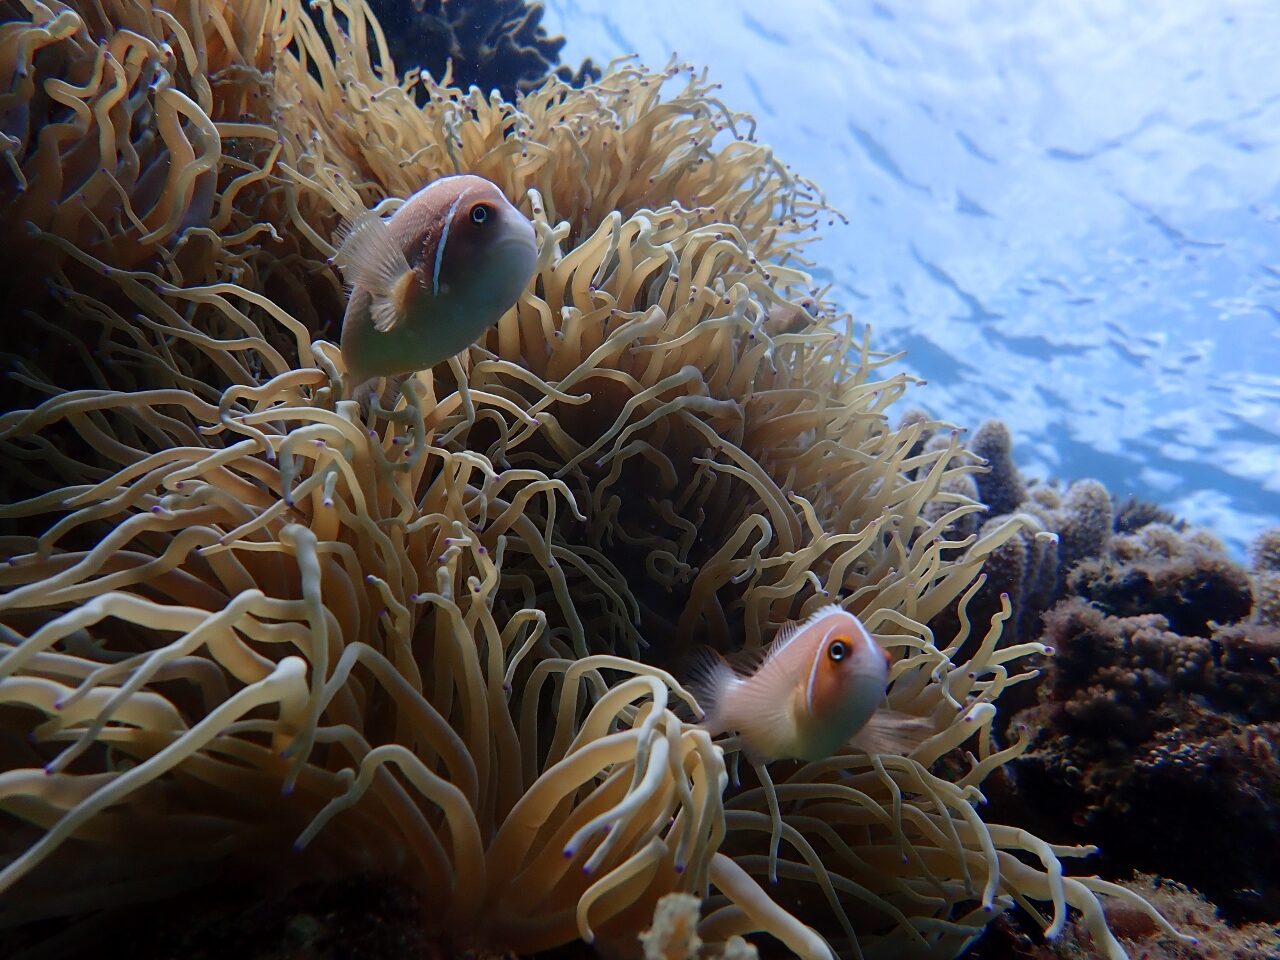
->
827, 639, 848, 662
470, 203, 492, 224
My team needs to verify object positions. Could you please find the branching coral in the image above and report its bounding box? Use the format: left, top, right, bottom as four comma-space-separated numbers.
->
0, 1, 1181, 958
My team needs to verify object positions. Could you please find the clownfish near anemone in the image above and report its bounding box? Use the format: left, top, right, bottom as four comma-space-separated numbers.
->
688, 603, 934, 763
688, 603, 935, 883
331, 174, 539, 396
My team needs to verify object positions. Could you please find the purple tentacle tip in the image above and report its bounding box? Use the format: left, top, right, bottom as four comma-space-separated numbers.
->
983, 904, 994, 914
44, 764, 55, 776
562, 848, 574, 859
52, 700, 63, 711
674, 863, 685, 874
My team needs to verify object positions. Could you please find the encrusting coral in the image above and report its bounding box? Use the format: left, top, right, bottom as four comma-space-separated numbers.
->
0, 1, 1185, 958
988, 596, 1280, 924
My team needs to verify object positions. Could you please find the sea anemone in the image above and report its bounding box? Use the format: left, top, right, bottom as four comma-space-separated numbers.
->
0, 1, 1184, 957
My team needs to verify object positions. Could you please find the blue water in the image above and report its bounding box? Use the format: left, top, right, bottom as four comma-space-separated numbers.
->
543, 0, 1280, 555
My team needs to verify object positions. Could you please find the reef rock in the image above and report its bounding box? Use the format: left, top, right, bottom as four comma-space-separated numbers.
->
991, 599, 1280, 922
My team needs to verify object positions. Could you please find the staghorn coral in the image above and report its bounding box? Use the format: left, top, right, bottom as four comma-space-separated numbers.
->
0, 2, 1181, 958
361, 0, 600, 102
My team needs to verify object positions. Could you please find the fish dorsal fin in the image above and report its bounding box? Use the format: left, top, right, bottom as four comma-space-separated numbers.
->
332, 211, 415, 333
764, 603, 847, 661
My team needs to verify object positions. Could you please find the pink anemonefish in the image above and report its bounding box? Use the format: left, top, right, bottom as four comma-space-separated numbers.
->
332, 174, 538, 390
689, 604, 933, 762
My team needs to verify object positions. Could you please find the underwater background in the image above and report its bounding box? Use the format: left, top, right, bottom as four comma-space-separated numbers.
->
2, 0, 1279, 958
544, 0, 1280, 556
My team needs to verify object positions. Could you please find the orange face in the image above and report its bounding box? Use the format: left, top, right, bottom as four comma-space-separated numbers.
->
805, 622, 892, 726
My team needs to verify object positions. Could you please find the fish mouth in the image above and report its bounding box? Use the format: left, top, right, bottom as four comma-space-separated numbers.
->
493, 233, 539, 276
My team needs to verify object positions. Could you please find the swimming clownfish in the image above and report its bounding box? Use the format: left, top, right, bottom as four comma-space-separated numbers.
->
332, 174, 538, 391
688, 604, 933, 763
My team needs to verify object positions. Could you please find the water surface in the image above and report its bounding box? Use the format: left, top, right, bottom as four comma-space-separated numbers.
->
544, 0, 1280, 553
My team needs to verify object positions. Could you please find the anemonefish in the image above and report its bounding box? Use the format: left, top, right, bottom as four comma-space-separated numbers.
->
689, 604, 933, 762
332, 174, 538, 390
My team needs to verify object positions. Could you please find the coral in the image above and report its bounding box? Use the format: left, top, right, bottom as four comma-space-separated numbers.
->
1055, 479, 1112, 572
988, 600, 1280, 922
969, 420, 1026, 518
1249, 527, 1280, 626
922, 418, 1257, 650
967, 875, 1280, 960
1112, 496, 1184, 536
361, 0, 600, 102
1251, 527, 1280, 572
0, 2, 1182, 959
1068, 525, 1253, 638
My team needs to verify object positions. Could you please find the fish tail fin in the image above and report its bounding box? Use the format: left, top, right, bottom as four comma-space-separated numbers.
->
332, 212, 418, 333
849, 709, 936, 756
684, 646, 738, 731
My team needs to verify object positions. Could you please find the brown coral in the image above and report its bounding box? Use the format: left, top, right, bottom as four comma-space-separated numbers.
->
990, 600, 1280, 922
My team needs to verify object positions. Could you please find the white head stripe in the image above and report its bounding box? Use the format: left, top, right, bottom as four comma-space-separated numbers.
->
433, 194, 465, 296
804, 619, 841, 712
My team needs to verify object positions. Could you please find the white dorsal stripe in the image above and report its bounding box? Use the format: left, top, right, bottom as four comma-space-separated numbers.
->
433, 194, 464, 297
803, 617, 842, 711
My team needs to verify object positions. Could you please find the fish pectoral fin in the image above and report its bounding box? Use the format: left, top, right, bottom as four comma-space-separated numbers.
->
848, 709, 935, 756
332, 211, 418, 333
369, 270, 422, 333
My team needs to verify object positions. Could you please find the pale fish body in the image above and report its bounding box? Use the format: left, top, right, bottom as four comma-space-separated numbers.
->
690, 604, 932, 762
332, 174, 538, 388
